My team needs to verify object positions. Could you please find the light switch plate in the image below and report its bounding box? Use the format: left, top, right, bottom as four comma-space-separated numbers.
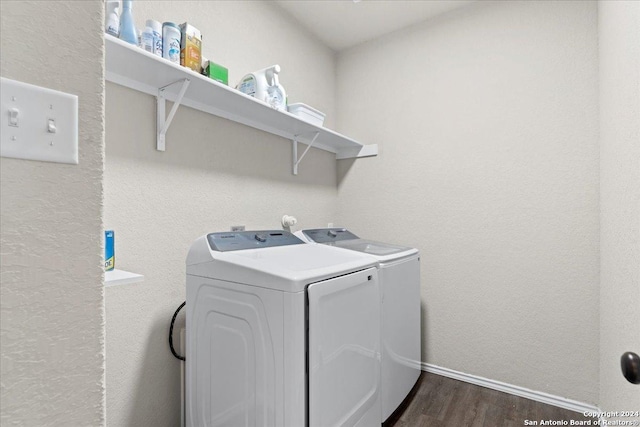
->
1, 77, 78, 164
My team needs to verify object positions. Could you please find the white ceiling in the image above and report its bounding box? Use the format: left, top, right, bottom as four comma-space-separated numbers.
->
275, 0, 475, 51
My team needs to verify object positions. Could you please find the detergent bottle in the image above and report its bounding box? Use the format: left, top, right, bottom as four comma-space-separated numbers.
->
105, 1, 120, 37
237, 65, 287, 111
118, 0, 138, 45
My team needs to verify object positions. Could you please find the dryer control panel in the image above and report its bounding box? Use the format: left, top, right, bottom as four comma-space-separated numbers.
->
207, 230, 303, 251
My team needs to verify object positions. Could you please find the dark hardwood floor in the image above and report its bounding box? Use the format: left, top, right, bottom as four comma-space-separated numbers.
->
386, 372, 593, 427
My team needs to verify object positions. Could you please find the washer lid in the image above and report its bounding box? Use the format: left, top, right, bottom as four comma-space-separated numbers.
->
187, 232, 378, 292
300, 228, 418, 262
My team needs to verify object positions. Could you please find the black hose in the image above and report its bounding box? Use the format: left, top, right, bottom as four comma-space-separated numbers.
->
169, 301, 186, 361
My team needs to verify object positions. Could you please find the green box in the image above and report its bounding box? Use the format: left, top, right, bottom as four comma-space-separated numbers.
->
204, 61, 228, 85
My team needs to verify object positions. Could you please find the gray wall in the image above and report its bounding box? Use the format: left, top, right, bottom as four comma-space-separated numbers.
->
335, 1, 599, 404
0, 1, 106, 425
104, 2, 338, 425
599, 0, 640, 412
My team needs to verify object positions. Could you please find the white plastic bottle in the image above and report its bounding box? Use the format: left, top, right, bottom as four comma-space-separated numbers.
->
141, 24, 154, 53
162, 22, 181, 64
147, 20, 162, 57
105, 1, 120, 37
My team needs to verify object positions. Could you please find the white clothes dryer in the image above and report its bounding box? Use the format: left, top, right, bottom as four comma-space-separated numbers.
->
295, 228, 421, 422
186, 230, 381, 427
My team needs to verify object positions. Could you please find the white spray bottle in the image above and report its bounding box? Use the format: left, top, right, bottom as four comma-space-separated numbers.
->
265, 65, 287, 111
105, 1, 120, 37
237, 65, 287, 111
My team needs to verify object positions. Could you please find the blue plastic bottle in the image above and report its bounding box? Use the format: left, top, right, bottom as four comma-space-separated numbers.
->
119, 0, 137, 45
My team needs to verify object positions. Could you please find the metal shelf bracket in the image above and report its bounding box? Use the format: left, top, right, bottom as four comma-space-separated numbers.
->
157, 78, 191, 151
292, 131, 320, 175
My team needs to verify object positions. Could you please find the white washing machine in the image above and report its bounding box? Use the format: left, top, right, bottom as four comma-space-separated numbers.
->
295, 228, 421, 422
186, 230, 381, 427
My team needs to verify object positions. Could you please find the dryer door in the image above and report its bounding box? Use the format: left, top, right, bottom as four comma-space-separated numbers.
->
308, 267, 381, 427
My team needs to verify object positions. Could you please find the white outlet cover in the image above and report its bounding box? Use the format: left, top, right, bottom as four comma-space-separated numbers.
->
1, 77, 78, 164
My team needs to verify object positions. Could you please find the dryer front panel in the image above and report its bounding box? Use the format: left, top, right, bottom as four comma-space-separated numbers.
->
308, 267, 381, 427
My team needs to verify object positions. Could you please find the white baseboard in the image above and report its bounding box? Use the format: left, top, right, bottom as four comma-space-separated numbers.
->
421, 363, 600, 414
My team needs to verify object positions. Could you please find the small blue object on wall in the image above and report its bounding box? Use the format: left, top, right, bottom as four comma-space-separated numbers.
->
105, 230, 115, 271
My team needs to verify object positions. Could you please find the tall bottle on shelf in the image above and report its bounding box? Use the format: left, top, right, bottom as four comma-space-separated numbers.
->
162, 22, 181, 64
105, 1, 120, 37
119, 0, 138, 45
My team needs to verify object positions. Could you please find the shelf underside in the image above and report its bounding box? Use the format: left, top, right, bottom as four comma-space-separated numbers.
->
105, 35, 377, 160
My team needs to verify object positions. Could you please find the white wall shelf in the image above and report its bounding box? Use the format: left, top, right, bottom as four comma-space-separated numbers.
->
105, 269, 144, 287
105, 34, 377, 174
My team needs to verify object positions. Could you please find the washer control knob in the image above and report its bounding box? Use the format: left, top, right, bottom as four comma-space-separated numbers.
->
255, 233, 267, 242
328, 230, 337, 237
